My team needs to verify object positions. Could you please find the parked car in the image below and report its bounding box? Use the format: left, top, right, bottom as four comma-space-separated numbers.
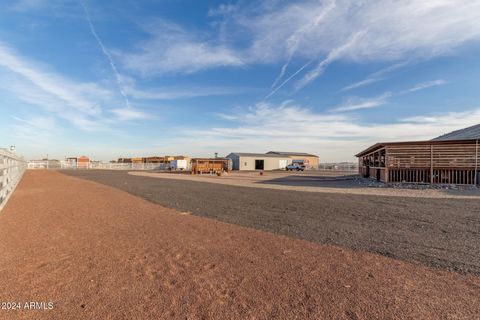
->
286, 163, 305, 171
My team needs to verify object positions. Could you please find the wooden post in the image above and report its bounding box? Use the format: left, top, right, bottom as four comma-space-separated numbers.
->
384, 148, 389, 183
475, 139, 478, 185
430, 144, 434, 184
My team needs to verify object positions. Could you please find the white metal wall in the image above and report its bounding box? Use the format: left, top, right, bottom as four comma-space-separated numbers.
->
235, 156, 292, 170
0, 149, 27, 211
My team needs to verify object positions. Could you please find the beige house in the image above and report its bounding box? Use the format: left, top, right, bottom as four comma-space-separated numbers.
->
226, 153, 292, 171
267, 151, 319, 169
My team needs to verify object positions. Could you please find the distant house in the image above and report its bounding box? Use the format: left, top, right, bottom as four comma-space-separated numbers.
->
356, 124, 480, 185
66, 156, 90, 169
226, 153, 292, 171
116, 155, 190, 165
267, 151, 319, 169
76, 156, 90, 169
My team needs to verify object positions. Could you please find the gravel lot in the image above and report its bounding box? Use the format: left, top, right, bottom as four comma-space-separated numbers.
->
2, 170, 479, 319
132, 170, 480, 198
63, 170, 480, 275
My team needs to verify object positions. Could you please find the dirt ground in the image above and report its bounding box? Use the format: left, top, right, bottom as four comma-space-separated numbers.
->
63, 169, 480, 275
0, 170, 479, 319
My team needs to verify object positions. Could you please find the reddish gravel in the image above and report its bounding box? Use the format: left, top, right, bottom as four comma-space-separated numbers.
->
0, 170, 479, 319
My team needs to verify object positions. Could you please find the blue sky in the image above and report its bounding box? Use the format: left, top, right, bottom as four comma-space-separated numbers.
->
1, 0, 480, 161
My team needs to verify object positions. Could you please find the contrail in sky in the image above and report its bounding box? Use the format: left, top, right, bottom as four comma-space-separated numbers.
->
263, 60, 313, 101
80, 1, 131, 108
269, 0, 336, 92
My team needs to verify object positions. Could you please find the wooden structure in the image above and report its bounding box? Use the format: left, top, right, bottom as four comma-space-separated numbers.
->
356, 139, 479, 185
131, 157, 143, 164
142, 157, 163, 163
117, 156, 190, 165
191, 158, 231, 174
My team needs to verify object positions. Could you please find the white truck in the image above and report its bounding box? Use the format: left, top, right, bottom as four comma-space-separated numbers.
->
169, 159, 188, 171
285, 163, 305, 171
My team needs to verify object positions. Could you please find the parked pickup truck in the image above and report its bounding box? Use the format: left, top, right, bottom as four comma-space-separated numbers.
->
285, 163, 305, 171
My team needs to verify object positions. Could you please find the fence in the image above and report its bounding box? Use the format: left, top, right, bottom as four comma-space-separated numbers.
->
317, 163, 358, 171
27, 160, 182, 171
87, 162, 171, 170
0, 148, 27, 211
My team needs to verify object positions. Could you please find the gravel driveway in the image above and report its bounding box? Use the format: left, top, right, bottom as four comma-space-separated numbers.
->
62, 170, 480, 275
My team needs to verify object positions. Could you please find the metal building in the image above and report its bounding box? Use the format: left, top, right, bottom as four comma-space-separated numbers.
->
226, 153, 292, 171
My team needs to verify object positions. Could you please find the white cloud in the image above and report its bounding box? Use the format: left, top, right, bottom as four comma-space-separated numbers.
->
7, 0, 76, 16
10, 115, 60, 149
330, 80, 447, 113
0, 42, 101, 115
339, 61, 410, 92
110, 108, 150, 121
9, 0, 48, 11
208, 3, 237, 17
332, 93, 391, 112
102, 73, 254, 100
3, 79, 116, 132
0, 42, 151, 132
162, 102, 480, 161
210, 0, 480, 93
400, 79, 447, 94
127, 85, 254, 100
118, 20, 244, 76
115, 1, 480, 87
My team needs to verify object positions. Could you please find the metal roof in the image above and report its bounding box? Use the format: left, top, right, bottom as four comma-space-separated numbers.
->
227, 152, 289, 158
432, 124, 480, 141
355, 138, 478, 157
267, 151, 318, 157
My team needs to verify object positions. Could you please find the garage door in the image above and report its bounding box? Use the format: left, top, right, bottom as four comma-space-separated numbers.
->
279, 159, 287, 169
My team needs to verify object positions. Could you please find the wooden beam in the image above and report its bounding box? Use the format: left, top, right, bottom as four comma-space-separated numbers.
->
430, 144, 434, 184
475, 139, 478, 185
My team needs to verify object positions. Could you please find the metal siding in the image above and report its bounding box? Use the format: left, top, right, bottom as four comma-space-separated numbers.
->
226, 154, 240, 170
234, 156, 291, 170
